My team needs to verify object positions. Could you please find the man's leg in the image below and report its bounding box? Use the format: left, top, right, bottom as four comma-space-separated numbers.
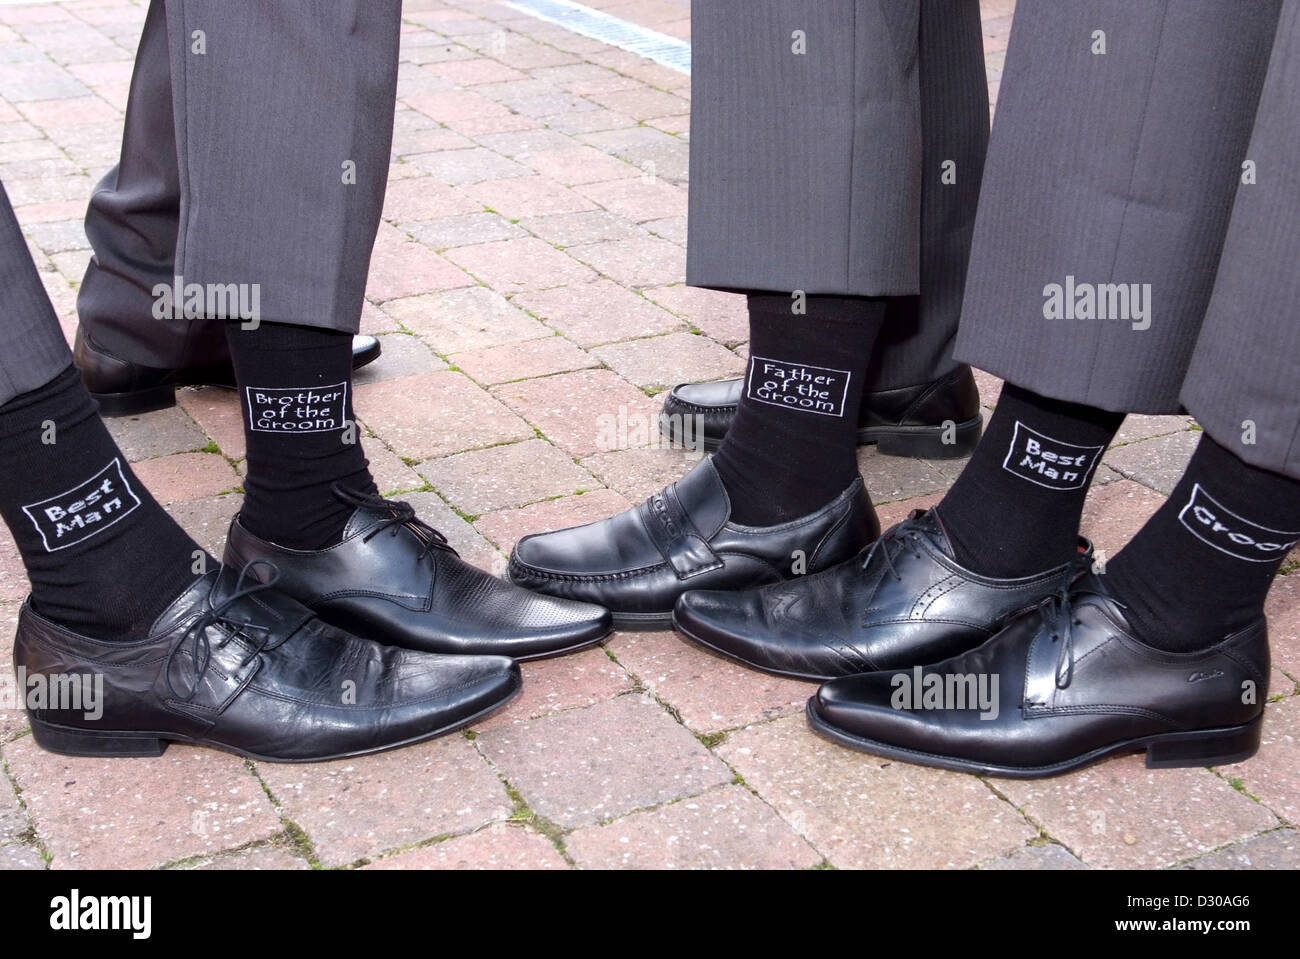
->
660, 0, 987, 458
676, 0, 1282, 682
811, 0, 1295, 777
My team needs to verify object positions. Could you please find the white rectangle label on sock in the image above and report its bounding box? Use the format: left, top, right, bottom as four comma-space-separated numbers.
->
744, 356, 851, 418
245, 383, 348, 434
22, 458, 142, 552
1001, 421, 1104, 490
1178, 483, 1300, 562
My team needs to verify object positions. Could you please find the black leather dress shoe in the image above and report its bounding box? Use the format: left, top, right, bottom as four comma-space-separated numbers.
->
808, 573, 1270, 778
224, 488, 612, 660
507, 457, 879, 630
14, 562, 520, 762
673, 509, 1088, 681
660, 365, 982, 459
74, 327, 383, 417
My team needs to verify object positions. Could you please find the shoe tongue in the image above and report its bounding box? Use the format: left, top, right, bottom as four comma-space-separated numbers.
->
342, 503, 396, 539
149, 570, 222, 637
907, 508, 956, 557
672, 457, 729, 533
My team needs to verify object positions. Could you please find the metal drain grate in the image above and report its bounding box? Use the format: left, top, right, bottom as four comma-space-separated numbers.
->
504, 0, 691, 74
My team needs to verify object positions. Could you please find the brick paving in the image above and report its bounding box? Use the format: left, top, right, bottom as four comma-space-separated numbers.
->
0, 0, 1294, 871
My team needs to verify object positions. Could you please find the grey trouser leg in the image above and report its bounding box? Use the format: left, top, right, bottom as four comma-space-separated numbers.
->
954, 0, 1282, 413
685, 0, 988, 389
0, 183, 74, 406
78, 0, 401, 367
1183, 0, 1300, 479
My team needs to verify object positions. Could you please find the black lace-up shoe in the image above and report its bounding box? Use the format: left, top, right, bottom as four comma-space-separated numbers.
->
224, 487, 612, 660
673, 509, 1089, 680
15, 561, 520, 762
808, 573, 1270, 777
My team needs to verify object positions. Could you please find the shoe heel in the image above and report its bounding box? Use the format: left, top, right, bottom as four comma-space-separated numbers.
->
870, 415, 983, 460
89, 383, 177, 418
30, 716, 169, 758
1144, 716, 1262, 769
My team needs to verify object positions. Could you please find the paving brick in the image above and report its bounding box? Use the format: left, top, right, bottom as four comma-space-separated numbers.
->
404, 211, 526, 250
258, 734, 512, 867
407, 146, 531, 185
717, 715, 1036, 868
5, 738, 279, 870
0, 769, 27, 842
492, 368, 661, 457
580, 447, 697, 503
1263, 572, 1300, 679
478, 693, 731, 828
17, 94, 117, 128
645, 114, 689, 136
460, 173, 597, 219
356, 370, 534, 461
166, 495, 242, 560
474, 645, 634, 733
513, 278, 684, 346
393, 124, 477, 158
406, 89, 538, 136
0, 602, 27, 737
992, 757, 1278, 869
452, 333, 599, 385
1218, 696, 1299, 826
609, 630, 817, 735
0, 841, 43, 869
132, 452, 242, 505
423, 57, 527, 86
1113, 414, 1195, 446
365, 823, 568, 869
1103, 430, 1200, 495
177, 842, 310, 870
534, 62, 641, 96
352, 331, 446, 383
361, 437, 426, 495
473, 127, 575, 158
592, 331, 744, 389
577, 175, 686, 222
382, 286, 551, 354
567, 783, 821, 870
1079, 479, 1167, 567
980, 844, 1088, 870
579, 126, 689, 183
643, 215, 686, 244
420, 438, 595, 514
104, 404, 208, 461
542, 106, 637, 135
23, 217, 87, 253
445, 236, 598, 293
366, 224, 475, 302
382, 175, 483, 222
518, 209, 641, 248
642, 284, 749, 346
361, 300, 402, 335
521, 145, 636, 185
855, 446, 950, 504
1180, 828, 1300, 869
474, 488, 631, 553
567, 234, 685, 288
174, 387, 243, 461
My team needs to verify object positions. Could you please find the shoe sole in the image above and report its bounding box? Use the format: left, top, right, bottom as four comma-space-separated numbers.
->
25, 672, 521, 764
671, 610, 837, 681
611, 609, 674, 631
659, 413, 983, 460
511, 627, 614, 661
805, 699, 1264, 779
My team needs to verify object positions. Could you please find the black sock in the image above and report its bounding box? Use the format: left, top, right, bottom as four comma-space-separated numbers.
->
935, 383, 1123, 577
711, 293, 884, 526
0, 366, 208, 640
1104, 434, 1300, 652
227, 322, 377, 549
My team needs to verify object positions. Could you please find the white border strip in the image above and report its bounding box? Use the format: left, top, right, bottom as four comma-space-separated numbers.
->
505, 0, 690, 74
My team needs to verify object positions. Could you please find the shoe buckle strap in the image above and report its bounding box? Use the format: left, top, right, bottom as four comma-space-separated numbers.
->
640, 485, 723, 579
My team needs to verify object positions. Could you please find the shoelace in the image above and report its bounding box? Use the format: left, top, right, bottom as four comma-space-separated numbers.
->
165, 560, 283, 702
860, 511, 926, 581
332, 484, 459, 560
1039, 553, 1120, 690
